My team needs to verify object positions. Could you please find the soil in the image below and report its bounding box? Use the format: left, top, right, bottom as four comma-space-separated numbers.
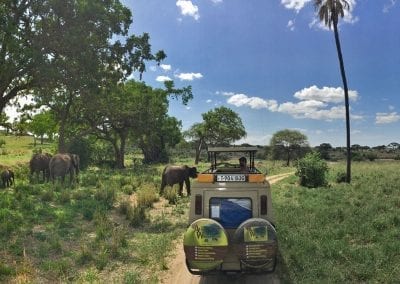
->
159, 172, 293, 284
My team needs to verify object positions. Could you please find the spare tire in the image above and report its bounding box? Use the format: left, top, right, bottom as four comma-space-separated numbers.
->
233, 218, 277, 272
184, 218, 228, 272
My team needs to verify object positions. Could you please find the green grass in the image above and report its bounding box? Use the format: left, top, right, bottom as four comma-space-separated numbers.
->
1, 136, 399, 283
273, 160, 400, 283
0, 137, 187, 283
0, 135, 54, 167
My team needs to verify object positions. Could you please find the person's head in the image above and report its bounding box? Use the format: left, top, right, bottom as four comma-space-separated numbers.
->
239, 157, 247, 167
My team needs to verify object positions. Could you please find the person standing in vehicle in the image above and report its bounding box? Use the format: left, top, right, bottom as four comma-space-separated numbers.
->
239, 156, 249, 172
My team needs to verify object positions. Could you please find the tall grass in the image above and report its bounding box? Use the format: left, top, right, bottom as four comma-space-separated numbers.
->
273, 160, 400, 283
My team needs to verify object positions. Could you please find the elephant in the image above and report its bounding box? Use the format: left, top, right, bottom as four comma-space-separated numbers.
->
160, 165, 198, 196
29, 153, 52, 182
1, 169, 14, 188
49, 153, 80, 184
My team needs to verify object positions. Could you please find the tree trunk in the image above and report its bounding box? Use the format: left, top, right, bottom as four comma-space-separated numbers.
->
113, 134, 126, 169
194, 139, 204, 165
333, 21, 351, 183
57, 96, 73, 153
286, 149, 291, 167
58, 119, 67, 153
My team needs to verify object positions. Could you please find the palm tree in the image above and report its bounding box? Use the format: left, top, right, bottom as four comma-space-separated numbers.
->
314, 0, 351, 183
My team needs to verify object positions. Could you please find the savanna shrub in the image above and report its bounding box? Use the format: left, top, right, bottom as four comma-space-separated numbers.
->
68, 137, 93, 170
335, 171, 347, 183
365, 152, 378, 161
295, 152, 328, 188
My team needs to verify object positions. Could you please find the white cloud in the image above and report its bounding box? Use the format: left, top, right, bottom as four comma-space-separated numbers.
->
175, 72, 203, 81
287, 20, 295, 31
281, 0, 312, 13
294, 85, 358, 103
383, 0, 398, 13
206, 99, 212, 103
222, 85, 362, 121
149, 66, 157, 72
176, 0, 200, 20
160, 64, 171, 71
156, 75, 172, 82
375, 112, 400, 124
237, 134, 273, 146
227, 94, 279, 111
211, 0, 223, 4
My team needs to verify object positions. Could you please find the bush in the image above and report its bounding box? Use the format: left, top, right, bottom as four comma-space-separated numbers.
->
365, 152, 377, 161
68, 137, 93, 170
335, 171, 347, 183
295, 152, 328, 188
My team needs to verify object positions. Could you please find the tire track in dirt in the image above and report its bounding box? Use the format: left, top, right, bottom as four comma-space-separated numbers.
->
160, 172, 294, 284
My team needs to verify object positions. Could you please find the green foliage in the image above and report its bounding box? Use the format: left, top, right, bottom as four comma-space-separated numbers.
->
94, 187, 116, 209
351, 151, 365, 161
365, 152, 377, 161
163, 186, 179, 205
136, 184, 159, 208
67, 137, 93, 170
295, 152, 328, 188
0, 138, 5, 148
202, 106, 246, 146
27, 111, 58, 143
270, 129, 310, 166
335, 171, 347, 183
123, 271, 142, 284
127, 205, 147, 227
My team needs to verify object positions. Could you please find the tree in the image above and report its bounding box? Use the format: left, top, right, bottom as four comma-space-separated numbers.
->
81, 80, 191, 168
270, 129, 309, 166
1, 0, 166, 152
0, 113, 12, 134
185, 107, 246, 164
314, 0, 352, 182
316, 143, 333, 160
28, 111, 58, 145
184, 123, 207, 164
387, 142, 400, 152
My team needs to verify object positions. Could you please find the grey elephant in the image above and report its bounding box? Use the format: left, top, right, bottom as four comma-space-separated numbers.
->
160, 165, 198, 196
49, 153, 80, 184
1, 169, 14, 188
30, 153, 52, 182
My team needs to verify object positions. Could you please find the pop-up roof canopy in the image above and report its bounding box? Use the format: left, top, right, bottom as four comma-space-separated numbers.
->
207, 146, 259, 172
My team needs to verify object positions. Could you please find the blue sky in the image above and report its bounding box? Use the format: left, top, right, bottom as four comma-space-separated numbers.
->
120, 0, 400, 147
5, 0, 399, 147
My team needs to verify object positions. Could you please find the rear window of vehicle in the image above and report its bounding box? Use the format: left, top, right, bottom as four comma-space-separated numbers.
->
209, 198, 252, 228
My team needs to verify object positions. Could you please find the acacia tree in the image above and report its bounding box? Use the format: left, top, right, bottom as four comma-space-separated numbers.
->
185, 107, 246, 164
314, 0, 352, 182
270, 129, 310, 166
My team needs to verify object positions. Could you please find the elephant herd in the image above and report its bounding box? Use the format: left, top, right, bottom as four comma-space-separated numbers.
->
3, 152, 196, 197
1, 152, 80, 188
30, 153, 80, 184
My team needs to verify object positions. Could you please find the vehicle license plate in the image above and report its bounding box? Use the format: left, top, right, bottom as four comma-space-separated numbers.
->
216, 174, 246, 182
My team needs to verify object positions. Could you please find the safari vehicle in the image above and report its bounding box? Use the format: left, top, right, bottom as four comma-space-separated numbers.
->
183, 147, 277, 275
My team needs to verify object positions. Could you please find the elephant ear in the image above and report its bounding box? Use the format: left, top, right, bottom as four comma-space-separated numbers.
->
70, 154, 80, 169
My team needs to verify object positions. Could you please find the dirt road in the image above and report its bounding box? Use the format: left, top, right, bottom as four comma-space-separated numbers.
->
160, 172, 293, 284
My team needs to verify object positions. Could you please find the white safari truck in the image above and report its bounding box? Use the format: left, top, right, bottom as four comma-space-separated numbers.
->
183, 147, 277, 275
